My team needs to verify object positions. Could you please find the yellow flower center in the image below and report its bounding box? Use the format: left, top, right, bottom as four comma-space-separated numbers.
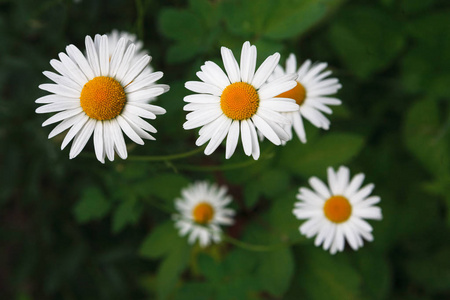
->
192, 202, 215, 224
323, 195, 352, 223
220, 82, 259, 120
276, 81, 306, 106
80, 76, 126, 120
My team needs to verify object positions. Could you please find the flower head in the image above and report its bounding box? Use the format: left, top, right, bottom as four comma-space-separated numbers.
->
36, 34, 169, 163
183, 41, 299, 159
270, 54, 342, 143
173, 181, 235, 248
293, 166, 382, 254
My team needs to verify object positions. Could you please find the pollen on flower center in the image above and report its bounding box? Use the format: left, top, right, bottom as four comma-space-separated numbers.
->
277, 81, 306, 106
80, 76, 126, 120
220, 82, 259, 120
323, 195, 352, 223
192, 202, 215, 224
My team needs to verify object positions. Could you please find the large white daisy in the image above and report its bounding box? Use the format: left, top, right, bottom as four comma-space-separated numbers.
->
173, 181, 235, 248
36, 34, 169, 163
183, 41, 299, 159
293, 166, 382, 254
270, 54, 342, 143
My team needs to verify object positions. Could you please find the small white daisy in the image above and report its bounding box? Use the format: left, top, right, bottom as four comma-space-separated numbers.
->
293, 166, 382, 254
270, 54, 342, 143
36, 34, 169, 163
183, 41, 299, 159
173, 181, 235, 248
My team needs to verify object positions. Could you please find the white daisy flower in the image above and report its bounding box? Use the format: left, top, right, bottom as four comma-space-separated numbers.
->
270, 53, 342, 143
36, 34, 169, 163
173, 181, 235, 248
293, 166, 382, 254
183, 41, 299, 159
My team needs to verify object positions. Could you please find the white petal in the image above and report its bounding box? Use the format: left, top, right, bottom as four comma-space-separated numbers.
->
309, 177, 331, 199
109, 37, 127, 78
125, 71, 163, 93
48, 113, 86, 139
240, 119, 252, 156
220, 46, 240, 83
66, 44, 95, 80
225, 120, 240, 159
93, 121, 105, 163
69, 118, 96, 159
36, 101, 80, 114
251, 114, 280, 145
39, 84, 80, 98
251, 53, 280, 89
85, 35, 101, 77
110, 120, 128, 159
184, 94, 220, 104
292, 112, 307, 143
185, 81, 222, 96
248, 121, 260, 159
98, 35, 109, 76
116, 115, 144, 145
260, 98, 299, 112
240, 41, 256, 83
344, 173, 365, 198
61, 114, 89, 150
258, 74, 297, 99
121, 55, 151, 86
42, 108, 83, 126
285, 53, 297, 74
43, 71, 80, 91
204, 117, 232, 155
115, 43, 136, 80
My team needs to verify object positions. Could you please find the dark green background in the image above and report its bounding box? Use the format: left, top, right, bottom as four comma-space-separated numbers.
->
1, 0, 449, 299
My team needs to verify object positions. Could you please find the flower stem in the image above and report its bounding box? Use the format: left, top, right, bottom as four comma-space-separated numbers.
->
222, 235, 287, 252
127, 146, 205, 162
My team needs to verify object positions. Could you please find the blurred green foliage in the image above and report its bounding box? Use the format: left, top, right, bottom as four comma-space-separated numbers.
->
1, 0, 450, 299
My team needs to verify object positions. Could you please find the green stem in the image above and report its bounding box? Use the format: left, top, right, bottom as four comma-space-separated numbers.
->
135, 0, 145, 40
175, 147, 275, 172
222, 235, 286, 252
127, 146, 205, 162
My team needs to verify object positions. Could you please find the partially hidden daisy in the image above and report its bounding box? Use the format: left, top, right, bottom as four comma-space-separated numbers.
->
36, 34, 169, 163
107, 30, 152, 73
183, 41, 299, 159
270, 54, 342, 143
173, 181, 235, 248
293, 166, 382, 254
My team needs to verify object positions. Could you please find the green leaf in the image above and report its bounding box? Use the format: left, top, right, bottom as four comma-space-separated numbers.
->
166, 40, 203, 64
263, 0, 341, 40
158, 9, 204, 41
139, 221, 179, 259
280, 132, 365, 178
73, 187, 111, 223
156, 236, 191, 300
139, 173, 190, 203
158, 8, 206, 63
259, 169, 290, 198
405, 246, 450, 294
298, 249, 361, 300
256, 247, 294, 296
174, 282, 214, 300
329, 6, 405, 79
403, 99, 449, 177
222, 0, 274, 38
111, 196, 141, 233
269, 190, 307, 244
355, 250, 391, 300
